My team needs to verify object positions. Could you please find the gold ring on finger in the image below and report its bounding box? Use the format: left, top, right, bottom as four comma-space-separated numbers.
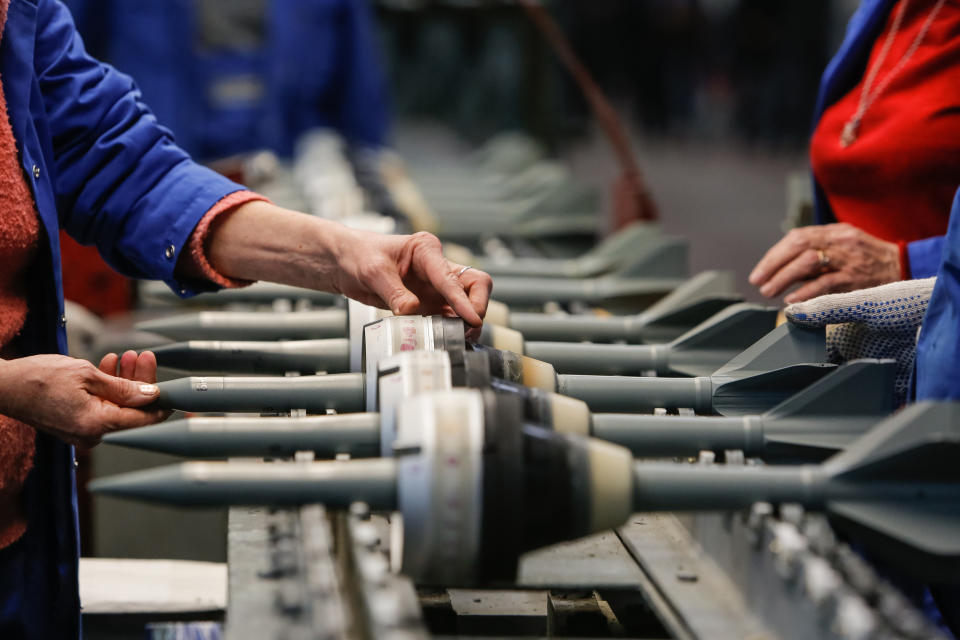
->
816, 249, 831, 272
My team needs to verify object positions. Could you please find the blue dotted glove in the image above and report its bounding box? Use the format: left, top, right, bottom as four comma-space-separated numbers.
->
784, 277, 936, 406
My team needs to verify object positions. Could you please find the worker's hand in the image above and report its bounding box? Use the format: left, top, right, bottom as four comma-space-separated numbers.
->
0, 351, 169, 448
191, 201, 493, 331
330, 228, 493, 328
784, 277, 936, 405
749, 223, 901, 303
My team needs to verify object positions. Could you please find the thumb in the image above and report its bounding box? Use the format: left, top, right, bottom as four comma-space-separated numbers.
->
88, 370, 161, 407
784, 288, 866, 327
786, 277, 937, 330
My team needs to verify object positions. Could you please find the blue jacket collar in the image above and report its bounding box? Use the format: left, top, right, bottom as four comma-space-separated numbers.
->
813, 0, 897, 124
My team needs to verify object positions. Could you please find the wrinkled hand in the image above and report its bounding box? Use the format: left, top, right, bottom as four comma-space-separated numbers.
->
750, 223, 901, 303
331, 229, 493, 328
191, 202, 493, 336
784, 277, 936, 406
0, 350, 169, 448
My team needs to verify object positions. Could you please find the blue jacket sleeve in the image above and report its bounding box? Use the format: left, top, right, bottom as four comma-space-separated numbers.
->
915, 187, 960, 401
36, 0, 245, 294
907, 236, 946, 279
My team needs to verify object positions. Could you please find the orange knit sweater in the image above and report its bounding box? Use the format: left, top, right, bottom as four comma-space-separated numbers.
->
0, 0, 264, 545
0, 0, 42, 548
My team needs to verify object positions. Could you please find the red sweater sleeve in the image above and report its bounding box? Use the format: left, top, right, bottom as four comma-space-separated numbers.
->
187, 191, 271, 288
0, 417, 36, 548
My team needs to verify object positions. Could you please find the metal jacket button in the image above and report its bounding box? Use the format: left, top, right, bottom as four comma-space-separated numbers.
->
164, 244, 176, 259
32, 165, 40, 179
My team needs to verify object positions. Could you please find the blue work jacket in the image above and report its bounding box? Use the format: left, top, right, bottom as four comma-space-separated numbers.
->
811, 0, 952, 279
63, 0, 390, 160
0, 1, 243, 637
915, 187, 960, 401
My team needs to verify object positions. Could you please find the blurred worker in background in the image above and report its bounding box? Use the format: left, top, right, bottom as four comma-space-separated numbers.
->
749, 0, 959, 303
64, 0, 390, 161
0, 2, 490, 637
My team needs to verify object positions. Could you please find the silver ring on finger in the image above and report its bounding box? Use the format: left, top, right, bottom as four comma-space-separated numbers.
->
457, 266, 474, 278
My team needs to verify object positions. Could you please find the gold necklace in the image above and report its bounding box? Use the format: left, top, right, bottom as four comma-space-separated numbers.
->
840, 0, 948, 148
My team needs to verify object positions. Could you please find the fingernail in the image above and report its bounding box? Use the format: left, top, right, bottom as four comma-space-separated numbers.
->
139, 384, 159, 395
759, 285, 772, 297
748, 272, 761, 285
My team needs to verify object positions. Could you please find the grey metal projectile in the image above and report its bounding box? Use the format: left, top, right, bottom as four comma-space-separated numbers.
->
506, 270, 740, 344
591, 359, 896, 461
410, 132, 544, 180
522, 303, 777, 377
487, 236, 688, 307
152, 338, 351, 375
422, 163, 592, 212
556, 322, 834, 414
90, 457, 399, 509
102, 413, 382, 458
151, 342, 497, 416
427, 183, 600, 240
137, 308, 349, 341
149, 313, 466, 376
155, 374, 366, 414
139, 280, 340, 307
472, 222, 659, 278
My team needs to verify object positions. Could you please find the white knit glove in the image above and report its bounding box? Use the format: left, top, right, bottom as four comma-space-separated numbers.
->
784, 277, 936, 406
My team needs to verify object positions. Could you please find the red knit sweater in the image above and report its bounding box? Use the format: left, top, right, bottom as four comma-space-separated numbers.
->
810, 0, 960, 277
0, 0, 264, 545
